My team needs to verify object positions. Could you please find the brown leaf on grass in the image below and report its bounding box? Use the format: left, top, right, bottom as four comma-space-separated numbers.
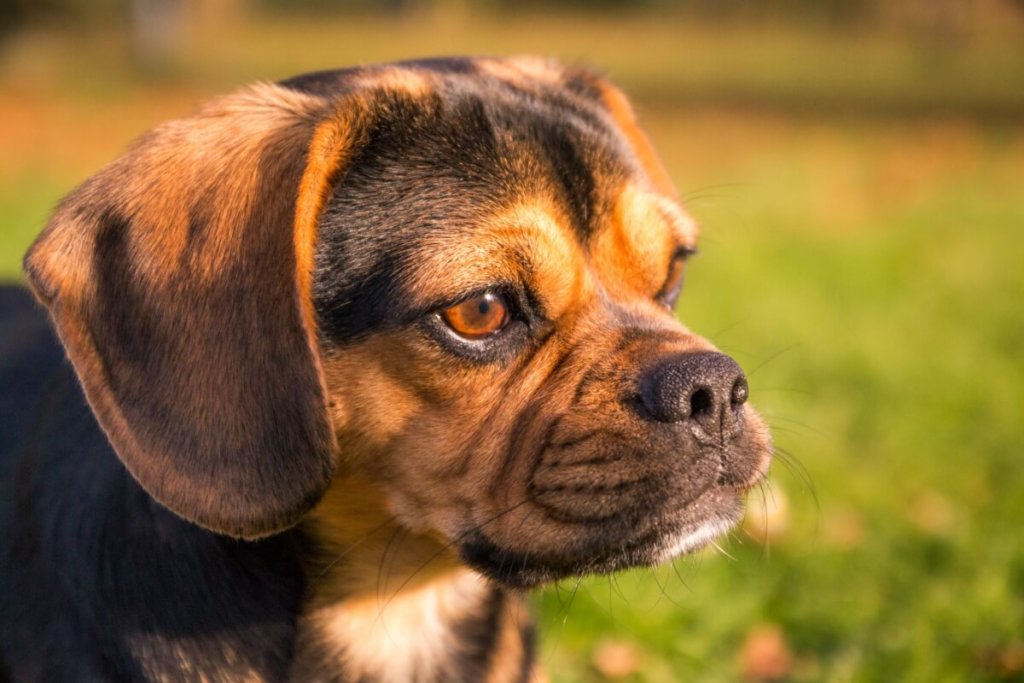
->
740, 624, 793, 681
907, 489, 957, 537
975, 642, 1024, 679
591, 639, 639, 679
999, 644, 1024, 677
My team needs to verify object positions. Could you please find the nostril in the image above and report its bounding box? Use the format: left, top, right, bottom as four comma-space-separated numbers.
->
689, 387, 713, 418
731, 377, 749, 407
636, 351, 748, 426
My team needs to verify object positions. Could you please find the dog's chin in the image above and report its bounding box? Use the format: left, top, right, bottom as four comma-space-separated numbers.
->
457, 490, 746, 589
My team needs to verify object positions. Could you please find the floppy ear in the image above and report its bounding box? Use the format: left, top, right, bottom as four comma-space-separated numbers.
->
23, 83, 368, 539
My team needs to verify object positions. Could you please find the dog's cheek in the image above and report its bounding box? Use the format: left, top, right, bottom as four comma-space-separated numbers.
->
319, 332, 523, 499
320, 341, 427, 459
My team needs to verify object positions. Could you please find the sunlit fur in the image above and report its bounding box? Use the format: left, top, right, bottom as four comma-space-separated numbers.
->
3, 57, 770, 682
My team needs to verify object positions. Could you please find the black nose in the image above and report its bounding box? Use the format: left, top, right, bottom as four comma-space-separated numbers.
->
638, 351, 749, 436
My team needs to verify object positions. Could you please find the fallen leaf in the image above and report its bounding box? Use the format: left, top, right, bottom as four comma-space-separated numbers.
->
740, 624, 793, 681
591, 639, 639, 679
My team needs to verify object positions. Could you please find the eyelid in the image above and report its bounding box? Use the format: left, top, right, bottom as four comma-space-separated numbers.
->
656, 245, 695, 308
674, 245, 698, 260
428, 282, 516, 317
432, 282, 541, 337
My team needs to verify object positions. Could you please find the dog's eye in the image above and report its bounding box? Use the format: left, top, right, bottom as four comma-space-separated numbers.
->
441, 292, 511, 339
657, 248, 695, 309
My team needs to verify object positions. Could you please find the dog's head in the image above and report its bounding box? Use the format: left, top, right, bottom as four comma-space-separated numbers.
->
25, 57, 770, 587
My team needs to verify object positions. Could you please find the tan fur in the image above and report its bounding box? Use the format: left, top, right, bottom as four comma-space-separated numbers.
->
354, 67, 436, 96
591, 183, 682, 301
484, 598, 536, 683
406, 201, 592, 320
298, 569, 492, 683
307, 183, 721, 562
477, 56, 565, 87
295, 103, 372, 351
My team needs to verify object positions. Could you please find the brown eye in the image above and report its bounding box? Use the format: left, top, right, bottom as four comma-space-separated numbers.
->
441, 291, 510, 339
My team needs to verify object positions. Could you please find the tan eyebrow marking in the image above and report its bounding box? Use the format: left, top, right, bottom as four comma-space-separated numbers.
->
405, 202, 591, 322
591, 183, 694, 300
352, 67, 434, 97
476, 56, 563, 87
651, 193, 700, 248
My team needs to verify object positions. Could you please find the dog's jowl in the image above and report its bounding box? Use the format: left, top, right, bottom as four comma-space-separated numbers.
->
0, 57, 771, 682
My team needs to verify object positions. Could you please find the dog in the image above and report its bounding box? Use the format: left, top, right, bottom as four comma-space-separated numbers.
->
0, 56, 772, 682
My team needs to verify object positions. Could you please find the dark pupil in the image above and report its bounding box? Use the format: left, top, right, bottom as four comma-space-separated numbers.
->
478, 300, 490, 315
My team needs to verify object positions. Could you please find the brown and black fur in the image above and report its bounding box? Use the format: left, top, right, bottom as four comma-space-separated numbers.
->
0, 57, 771, 681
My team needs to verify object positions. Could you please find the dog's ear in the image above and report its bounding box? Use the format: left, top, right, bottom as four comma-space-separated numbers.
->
23, 83, 369, 539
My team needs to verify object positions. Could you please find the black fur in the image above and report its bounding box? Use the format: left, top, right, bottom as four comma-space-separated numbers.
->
0, 286, 307, 680
447, 586, 505, 682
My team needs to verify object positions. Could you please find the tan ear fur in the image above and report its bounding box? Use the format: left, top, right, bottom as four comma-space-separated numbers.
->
24, 83, 362, 539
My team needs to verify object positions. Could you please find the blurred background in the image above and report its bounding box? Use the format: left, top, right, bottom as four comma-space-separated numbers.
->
2, 1, 1022, 680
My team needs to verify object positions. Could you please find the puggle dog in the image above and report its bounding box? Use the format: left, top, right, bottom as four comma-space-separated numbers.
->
0, 57, 772, 681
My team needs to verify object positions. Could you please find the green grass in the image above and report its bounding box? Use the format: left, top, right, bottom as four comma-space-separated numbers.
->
2, 10, 1022, 682
0, 176, 62, 280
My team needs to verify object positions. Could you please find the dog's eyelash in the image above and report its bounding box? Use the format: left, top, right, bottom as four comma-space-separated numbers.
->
656, 246, 697, 309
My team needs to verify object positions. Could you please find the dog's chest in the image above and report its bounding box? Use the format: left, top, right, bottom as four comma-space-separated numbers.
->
292, 570, 533, 682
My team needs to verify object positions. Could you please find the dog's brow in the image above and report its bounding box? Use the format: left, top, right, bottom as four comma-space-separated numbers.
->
352, 67, 434, 96
476, 56, 564, 86
406, 203, 588, 320
652, 194, 699, 249
588, 184, 690, 300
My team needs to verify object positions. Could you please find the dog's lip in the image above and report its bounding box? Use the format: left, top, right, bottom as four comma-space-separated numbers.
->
653, 508, 744, 564
720, 435, 774, 490
457, 485, 745, 588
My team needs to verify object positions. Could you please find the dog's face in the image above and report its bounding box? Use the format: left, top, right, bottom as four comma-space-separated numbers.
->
25, 57, 770, 588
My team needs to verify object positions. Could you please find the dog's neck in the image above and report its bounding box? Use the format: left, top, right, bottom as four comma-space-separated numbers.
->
295, 475, 537, 682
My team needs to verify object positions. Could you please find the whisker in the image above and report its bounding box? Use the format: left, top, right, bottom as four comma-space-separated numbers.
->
744, 343, 801, 378
709, 538, 737, 562
314, 516, 395, 580
609, 572, 628, 602
564, 575, 584, 613
651, 563, 689, 611
668, 555, 693, 591
772, 446, 817, 511
678, 183, 746, 204
376, 524, 408, 607
762, 412, 821, 435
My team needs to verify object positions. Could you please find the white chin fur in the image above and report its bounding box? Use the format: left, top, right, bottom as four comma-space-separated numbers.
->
656, 516, 737, 563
